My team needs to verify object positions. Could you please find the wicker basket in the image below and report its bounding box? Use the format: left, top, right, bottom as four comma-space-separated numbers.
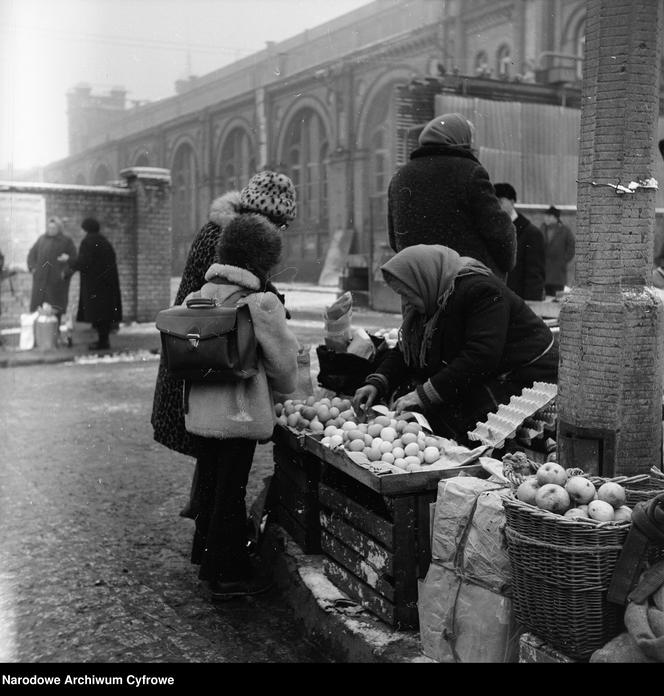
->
502, 495, 630, 661
588, 469, 664, 508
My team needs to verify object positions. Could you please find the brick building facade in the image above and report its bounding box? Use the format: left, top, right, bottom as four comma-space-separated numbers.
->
0, 168, 171, 327
39, 0, 612, 281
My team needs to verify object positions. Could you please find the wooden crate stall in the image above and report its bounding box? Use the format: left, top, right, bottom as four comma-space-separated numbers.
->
270, 425, 322, 554
318, 464, 436, 630
307, 434, 485, 630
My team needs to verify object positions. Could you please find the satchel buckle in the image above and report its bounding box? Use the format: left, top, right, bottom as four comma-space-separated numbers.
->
186, 333, 200, 348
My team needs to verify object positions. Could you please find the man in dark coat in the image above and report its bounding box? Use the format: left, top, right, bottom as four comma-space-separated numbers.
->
494, 182, 545, 301
27, 216, 78, 322
70, 217, 122, 350
387, 112, 516, 278
541, 205, 575, 297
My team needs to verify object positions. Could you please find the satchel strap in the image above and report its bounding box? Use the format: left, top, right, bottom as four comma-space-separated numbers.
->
188, 284, 253, 309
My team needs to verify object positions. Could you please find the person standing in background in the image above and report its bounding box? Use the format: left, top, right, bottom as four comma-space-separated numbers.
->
387, 112, 516, 279
27, 216, 77, 325
67, 217, 122, 350
541, 205, 575, 297
494, 183, 545, 301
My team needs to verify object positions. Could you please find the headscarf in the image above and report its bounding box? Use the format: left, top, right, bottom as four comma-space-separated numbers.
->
418, 112, 474, 149
381, 245, 491, 368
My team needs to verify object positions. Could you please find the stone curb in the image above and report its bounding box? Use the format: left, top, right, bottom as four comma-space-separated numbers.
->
260, 524, 432, 664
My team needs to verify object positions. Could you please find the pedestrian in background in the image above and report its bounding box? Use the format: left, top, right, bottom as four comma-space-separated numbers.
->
541, 205, 575, 297
182, 213, 299, 601
151, 170, 297, 518
494, 182, 545, 301
387, 112, 516, 279
27, 216, 77, 325
68, 217, 122, 350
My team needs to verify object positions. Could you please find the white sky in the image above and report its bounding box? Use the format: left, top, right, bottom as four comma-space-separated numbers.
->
0, 0, 371, 169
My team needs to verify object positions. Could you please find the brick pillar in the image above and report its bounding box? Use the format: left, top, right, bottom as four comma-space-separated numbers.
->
120, 167, 172, 323
557, 0, 664, 476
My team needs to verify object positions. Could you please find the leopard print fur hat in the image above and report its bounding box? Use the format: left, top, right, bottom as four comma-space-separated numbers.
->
239, 170, 297, 226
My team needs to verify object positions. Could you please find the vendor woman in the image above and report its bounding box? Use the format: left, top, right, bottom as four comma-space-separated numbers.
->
353, 244, 558, 444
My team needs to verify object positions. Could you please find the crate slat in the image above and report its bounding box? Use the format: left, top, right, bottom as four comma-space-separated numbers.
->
321, 530, 395, 601
320, 510, 394, 575
323, 558, 396, 627
319, 481, 394, 549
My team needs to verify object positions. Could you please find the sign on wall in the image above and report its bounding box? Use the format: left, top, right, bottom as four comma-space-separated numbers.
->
0, 192, 46, 271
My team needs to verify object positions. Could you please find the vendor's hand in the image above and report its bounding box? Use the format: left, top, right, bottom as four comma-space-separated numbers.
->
352, 385, 378, 422
393, 389, 424, 415
57, 253, 69, 262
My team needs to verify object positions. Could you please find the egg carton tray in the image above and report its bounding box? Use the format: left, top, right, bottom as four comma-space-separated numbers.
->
467, 382, 557, 449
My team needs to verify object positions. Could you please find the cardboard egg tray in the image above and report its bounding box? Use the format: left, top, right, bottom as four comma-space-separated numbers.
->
467, 382, 557, 450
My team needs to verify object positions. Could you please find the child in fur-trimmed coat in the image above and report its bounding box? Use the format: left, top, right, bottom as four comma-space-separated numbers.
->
183, 213, 299, 601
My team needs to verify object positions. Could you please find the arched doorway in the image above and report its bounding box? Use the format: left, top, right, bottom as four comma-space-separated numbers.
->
215, 127, 255, 196
171, 142, 199, 275
279, 107, 330, 271
93, 164, 111, 185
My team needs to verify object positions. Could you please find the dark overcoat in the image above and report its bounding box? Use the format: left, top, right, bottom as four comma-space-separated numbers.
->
506, 213, 546, 301
27, 232, 78, 313
74, 231, 122, 324
369, 273, 557, 442
387, 144, 517, 277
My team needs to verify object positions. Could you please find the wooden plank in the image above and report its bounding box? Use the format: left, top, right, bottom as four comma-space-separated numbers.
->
318, 481, 394, 549
321, 531, 395, 601
305, 435, 383, 493
272, 424, 305, 451
416, 491, 436, 577
323, 558, 396, 627
305, 433, 484, 495
390, 496, 419, 627
378, 463, 485, 495
320, 511, 393, 575
274, 472, 308, 527
274, 452, 310, 493
275, 503, 309, 551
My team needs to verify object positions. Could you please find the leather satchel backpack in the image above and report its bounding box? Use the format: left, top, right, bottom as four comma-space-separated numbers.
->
155, 288, 258, 382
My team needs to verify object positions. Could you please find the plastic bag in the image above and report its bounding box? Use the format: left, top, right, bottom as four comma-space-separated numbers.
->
19, 311, 39, 351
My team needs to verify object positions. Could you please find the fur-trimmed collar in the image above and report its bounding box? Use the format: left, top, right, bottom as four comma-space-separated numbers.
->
204, 263, 261, 290
208, 190, 241, 227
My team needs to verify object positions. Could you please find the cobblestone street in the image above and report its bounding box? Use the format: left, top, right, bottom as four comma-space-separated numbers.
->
0, 357, 327, 663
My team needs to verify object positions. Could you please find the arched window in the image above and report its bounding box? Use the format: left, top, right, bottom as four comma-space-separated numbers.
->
93, 164, 110, 185
475, 51, 490, 76
280, 108, 329, 260
496, 44, 512, 79
216, 128, 255, 195
574, 22, 585, 80
134, 152, 149, 167
171, 143, 198, 275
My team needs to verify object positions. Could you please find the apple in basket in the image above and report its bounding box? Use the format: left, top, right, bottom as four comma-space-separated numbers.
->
597, 482, 627, 509
565, 476, 597, 505
516, 477, 540, 505
588, 500, 615, 522
536, 462, 568, 487
535, 483, 571, 514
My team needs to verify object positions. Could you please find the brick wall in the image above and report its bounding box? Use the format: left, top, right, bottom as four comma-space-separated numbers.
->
0, 168, 171, 327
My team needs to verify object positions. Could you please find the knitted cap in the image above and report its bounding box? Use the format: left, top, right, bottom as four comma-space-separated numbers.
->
239, 170, 296, 225
216, 213, 282, 281
81, 217, 100, 233
545, 205, 560, 218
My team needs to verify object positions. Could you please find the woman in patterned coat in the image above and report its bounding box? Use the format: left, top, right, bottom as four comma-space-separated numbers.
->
150, 171, 297, 517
